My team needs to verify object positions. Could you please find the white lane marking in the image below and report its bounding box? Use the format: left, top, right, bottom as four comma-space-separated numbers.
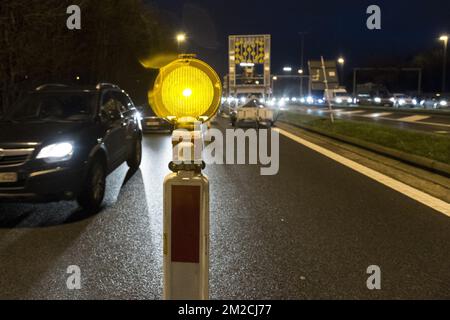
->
399, 115, 431, 122
275, 128, 450, 217
340, 110, 366, 115
349, 112, 450, 128
364, 112, 393, 118
341, 110, 365, 114
298, 108, 450, 128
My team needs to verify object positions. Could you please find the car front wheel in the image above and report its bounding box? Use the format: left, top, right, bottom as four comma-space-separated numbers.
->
77, 159, 106, 213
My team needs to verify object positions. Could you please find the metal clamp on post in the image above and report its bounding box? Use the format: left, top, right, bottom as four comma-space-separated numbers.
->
169, 161, 206, 173
148, 54, 222, 300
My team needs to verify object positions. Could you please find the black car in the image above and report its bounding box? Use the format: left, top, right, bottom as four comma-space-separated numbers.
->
0, 83, 142, 212
139, 106, 174, 133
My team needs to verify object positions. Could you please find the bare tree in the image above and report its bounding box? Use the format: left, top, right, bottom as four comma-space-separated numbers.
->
0, 0, 174, 113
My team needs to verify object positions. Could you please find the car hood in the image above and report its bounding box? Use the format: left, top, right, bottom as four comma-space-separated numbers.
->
0, 121, 90, 147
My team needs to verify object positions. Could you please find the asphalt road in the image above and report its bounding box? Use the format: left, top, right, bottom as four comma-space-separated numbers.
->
286, 104, 450, 134
0, 118, 449, 299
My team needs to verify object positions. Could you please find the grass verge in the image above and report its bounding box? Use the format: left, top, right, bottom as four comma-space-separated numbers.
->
279, 112, 450, 165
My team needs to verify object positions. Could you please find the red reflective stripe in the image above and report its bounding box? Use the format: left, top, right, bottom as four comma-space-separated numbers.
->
171, 185, 200, 263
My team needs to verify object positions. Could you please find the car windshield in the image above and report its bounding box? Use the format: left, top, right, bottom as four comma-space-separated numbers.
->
335, 92, 349, 97
7, 92, 98, 122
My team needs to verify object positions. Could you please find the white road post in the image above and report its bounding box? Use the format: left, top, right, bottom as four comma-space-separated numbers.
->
163, 126, 210, 300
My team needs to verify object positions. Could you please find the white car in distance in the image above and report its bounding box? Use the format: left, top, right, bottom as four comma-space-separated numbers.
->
390, 93, 417, 108
324, 88, 353, 106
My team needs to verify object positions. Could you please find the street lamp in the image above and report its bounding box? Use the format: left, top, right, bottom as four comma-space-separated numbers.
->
439, 35, 448, 93
176, 33, 186, 43
283, 67, 292, 72
338, 57, 345, 65
176, 33, 187, 52
298, 69, 304, 74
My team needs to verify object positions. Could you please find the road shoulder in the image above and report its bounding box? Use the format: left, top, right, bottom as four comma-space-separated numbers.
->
276, 121, 450, 204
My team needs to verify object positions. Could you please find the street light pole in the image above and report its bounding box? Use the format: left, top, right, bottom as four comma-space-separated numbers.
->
272, 76, 278, 97
353, 69, 358, 96
440, 35, 448, 93
176, 33, 187, 53
338, 57, 345, 88
298, 32, 307, 97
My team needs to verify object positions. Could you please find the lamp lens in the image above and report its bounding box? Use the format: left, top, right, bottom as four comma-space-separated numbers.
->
161, 66, 214, 118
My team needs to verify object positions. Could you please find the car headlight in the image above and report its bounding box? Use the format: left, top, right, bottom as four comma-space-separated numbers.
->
335, 98, 343, 104
347, 98, 353, 104
399, 99, 406, 105
412, 99, 418, 105
374, 97, 381, 103
440, 100, 448, 106
37, 142, 74, 162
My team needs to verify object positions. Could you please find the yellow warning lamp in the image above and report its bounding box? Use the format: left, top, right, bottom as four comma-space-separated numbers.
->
149, 55, 222, 128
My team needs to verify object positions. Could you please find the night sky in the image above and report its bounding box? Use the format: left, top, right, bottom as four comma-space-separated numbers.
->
149, 0, 449, 77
